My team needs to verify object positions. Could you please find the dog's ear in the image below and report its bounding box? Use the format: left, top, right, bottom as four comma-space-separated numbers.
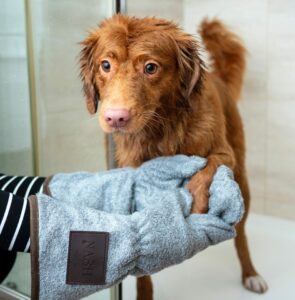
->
80, 32, 100, 114
175, 34, 203, 100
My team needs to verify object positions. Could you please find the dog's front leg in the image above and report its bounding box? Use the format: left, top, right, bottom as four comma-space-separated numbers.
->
187, 151, 235, 214
137, 276, 153, 300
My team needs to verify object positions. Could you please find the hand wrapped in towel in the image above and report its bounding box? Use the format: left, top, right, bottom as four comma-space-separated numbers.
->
43, 155, 207, 214
28, 155, 244, 300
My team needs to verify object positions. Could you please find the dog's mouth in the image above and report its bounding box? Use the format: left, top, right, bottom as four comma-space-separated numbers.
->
108, 126, 130, 134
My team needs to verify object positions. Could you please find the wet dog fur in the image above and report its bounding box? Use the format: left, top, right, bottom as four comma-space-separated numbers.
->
80, 15, 268, 299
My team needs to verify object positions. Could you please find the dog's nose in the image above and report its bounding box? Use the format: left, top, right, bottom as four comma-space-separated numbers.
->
104, 108, 130, 127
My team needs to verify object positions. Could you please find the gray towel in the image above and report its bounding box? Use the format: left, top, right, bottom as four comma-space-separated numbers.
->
30, 155, 244, 300
47, 155, 207, 213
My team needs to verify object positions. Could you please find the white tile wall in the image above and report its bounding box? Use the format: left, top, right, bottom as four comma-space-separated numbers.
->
183, 0, 270, 216
265, 0, 295, 220
127, 0, 183, 23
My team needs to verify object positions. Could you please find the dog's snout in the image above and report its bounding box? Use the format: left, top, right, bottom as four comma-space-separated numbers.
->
104, 108, 130, 127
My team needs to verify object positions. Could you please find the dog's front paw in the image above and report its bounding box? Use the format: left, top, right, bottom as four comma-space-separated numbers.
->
243, 275, 268, 294
186, 173, 210, 214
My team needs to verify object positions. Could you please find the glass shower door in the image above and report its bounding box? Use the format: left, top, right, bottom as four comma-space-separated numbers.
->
0, 0, 117, 299
0, 0, 33, 296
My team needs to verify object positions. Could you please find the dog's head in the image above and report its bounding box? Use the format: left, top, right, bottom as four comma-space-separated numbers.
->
80, 15, 203, 134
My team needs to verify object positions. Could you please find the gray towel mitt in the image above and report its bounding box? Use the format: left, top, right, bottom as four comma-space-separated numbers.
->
45, 155, 207, 213
28, 155, 244, 300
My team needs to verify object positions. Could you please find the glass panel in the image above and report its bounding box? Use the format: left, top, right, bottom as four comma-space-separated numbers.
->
0, 0, 33, 297
2, 253, 31, 296
29, 1, 115, 298
30, 0, 112, 175
0, 0, 33, 176
1, 1, 115, 299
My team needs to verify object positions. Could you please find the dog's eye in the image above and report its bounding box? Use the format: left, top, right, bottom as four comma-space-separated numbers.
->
144, 63, 158, 75
101, 60, 111, 72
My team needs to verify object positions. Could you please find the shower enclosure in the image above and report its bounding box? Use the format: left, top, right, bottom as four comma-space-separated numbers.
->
0, 0, 121, 299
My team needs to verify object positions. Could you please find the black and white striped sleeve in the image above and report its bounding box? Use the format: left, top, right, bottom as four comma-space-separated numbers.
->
0, 191, 30, 252
0, 174, 45, 252
0, 174, 45, 197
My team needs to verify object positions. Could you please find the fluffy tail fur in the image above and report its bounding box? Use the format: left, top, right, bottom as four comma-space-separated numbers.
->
199, 19, 246, 102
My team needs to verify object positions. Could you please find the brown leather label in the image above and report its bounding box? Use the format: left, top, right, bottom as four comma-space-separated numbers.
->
66, 231, 109, 285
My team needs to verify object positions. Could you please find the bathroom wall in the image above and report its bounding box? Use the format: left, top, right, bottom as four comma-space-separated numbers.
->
183, 0, 295, 221
127, 0, 183, 22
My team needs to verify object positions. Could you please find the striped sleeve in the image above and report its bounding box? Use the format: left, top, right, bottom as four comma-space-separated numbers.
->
0, 174, 45, 253
0, 174, 45, 197
0, 191, 30, 252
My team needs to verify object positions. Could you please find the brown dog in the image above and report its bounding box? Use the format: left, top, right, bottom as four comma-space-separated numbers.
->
80, 15, 268, 299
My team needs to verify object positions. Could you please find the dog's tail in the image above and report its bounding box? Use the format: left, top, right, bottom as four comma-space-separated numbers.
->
199, 18, 246, 102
